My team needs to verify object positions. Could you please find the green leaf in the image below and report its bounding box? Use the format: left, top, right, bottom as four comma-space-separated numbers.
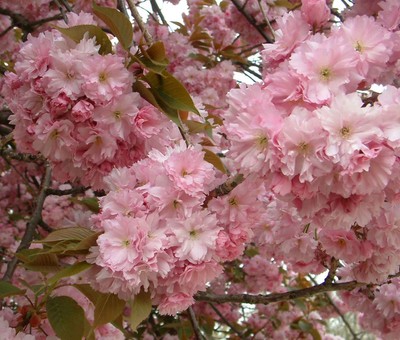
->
293, 298, 308, 312
56, 25, 112, 55
203, 149, 226, 173
38, 227, 96, 244
184, 120, 212, 134
68, 232, 101, 252
71, 197, 100, 213
22, 253, 61, 273
93, 4, 133, 50
273, 0, 300, 10
73, 284, 100, 305
143, 41, 169, 67
93, 293, 125, 327
144, 71, 199, 114
46, 296, 85, 340
132, 80, 163, 111
134, 54, 167, 74
47, 261, 92, 285
126, 290, 152, 331
0, 281, 25, 298
133, 80, 182, 127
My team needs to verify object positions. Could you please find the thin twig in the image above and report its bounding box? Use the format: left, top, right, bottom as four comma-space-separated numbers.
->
308, 275, 359, 340
209, 303, 245, 338
0, 25, 13, 38
188, 306, 205, 340
230, 0, 274, 43
126, 0, 153, 44
323, 257, 340, 285
117, 0, 130, 18
2, 165, 52, 282
53, 0, 69, 24
59, 0, 73, 12
30, 13, 64, 27
256, 0, 275, 41
149, 0, 168, 26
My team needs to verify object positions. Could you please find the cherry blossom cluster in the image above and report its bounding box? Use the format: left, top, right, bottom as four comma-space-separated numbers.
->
222, 0, 400, 284
341, 277, 400, 339
2, 12, 180, 189
87, 143, 224, 314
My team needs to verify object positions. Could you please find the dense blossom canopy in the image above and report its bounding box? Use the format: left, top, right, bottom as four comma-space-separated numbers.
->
0, 0, 400, 339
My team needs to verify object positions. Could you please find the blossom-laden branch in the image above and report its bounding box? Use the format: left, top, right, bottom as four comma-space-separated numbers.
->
229, 0, 274, 43
2, 165, 52, 282
195, 280, 372, 305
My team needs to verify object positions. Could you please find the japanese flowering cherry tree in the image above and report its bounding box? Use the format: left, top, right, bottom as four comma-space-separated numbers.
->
0, 0, 399, 338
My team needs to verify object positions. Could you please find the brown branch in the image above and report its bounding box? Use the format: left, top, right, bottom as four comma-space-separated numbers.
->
149, 0, 168, 26
45, 186, 89, 196
0, 7, 30, 31
38, 219, 53, 233
308, 275, 359, 340
53, 0, 69, 24
256, 0, 275, 41
2, 165, 52, 281
194, 280, 369, 305
209, 303, 245, 338
188, 306, 206, 340
126, 0, 153, 44
0, 25, 13, 38
323, 257, 340, 285
230, 0, 274, 43
0, 109, 12, 124
0, 7, 63, 32
0, 148, 45, 164
30, 13, 64, 27
203, 174, 244, 207
117, 0, 130, 18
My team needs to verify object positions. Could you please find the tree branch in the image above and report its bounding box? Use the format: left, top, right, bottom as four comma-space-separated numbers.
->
188, 306, 205, 340
229, 0, 274, 43
308, 275, 359, 340
126, 0, 153, 44
203, 174, 244, 207
195, 280, 370, 305
209, 302, 245, 338
0, 148, 45, 164
0, 7, 63, 32
149, 0, 168, 26
45, 186, 88, 196
2, 165, 52, 281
